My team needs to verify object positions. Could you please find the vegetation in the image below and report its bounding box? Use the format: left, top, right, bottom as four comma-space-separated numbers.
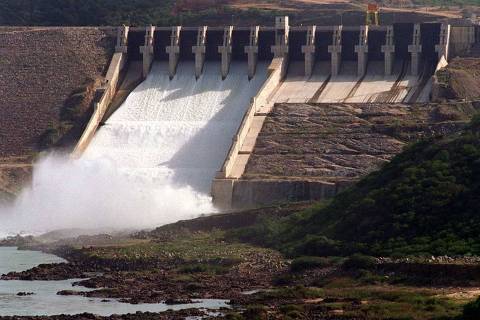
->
83, 230, 274, 265
463, 296, 480, 319
0, 0, 279, 26
290, 256, 336, 272
230, 116, 480, 257
244, 284, 464, 320
38, 78, 98, 149
0, 0, 175, 26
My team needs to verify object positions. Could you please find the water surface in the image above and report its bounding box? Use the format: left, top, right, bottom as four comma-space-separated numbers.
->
0, 247, 229, 316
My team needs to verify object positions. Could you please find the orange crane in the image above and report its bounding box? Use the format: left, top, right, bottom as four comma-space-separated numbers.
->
366, 3, 380, 25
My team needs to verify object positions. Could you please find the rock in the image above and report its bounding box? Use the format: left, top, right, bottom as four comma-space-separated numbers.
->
164, 298, 193, 305
57, 290, 83, 296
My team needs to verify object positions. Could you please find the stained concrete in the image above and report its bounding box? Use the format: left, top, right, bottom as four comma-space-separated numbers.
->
271, 60, 432, 104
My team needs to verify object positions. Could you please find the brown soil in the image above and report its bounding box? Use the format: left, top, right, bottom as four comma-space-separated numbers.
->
0, 157, 32, 202
438, 58, 480, 100
0, 27, 115, 158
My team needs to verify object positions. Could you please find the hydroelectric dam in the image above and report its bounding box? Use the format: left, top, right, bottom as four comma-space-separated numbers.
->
70, 17, 474, 210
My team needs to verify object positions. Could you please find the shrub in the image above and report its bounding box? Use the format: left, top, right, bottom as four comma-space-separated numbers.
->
470, 113, 480, 132
38, 124, 61, 148
463, 296, 480, 320
273, 273, 295, 286
290, 256, 332, 273
291, 235, 343, 256
225, 313, 244, 320
178, 263, 229, 275
243, 305, 268, 320
343, 254, 376, 270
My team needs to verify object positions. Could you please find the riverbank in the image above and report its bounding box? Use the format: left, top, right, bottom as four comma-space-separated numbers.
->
1, 203, 480, 319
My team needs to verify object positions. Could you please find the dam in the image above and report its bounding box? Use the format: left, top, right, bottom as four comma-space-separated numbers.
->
71, 17, 474, 210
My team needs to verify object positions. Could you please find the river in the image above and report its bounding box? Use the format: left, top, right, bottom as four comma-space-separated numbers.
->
0, 247, 229, 316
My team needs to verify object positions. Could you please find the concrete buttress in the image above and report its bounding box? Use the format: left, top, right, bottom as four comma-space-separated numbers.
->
115, 25, 129, 53
218, 26, 233, 80
328, 26, 342, 76
301, 26, 316, 77
408, 24, 422, 76
166, 26, 181, 79
435, 23, 451, 61
271, 16, 289, 58
381, 26, 395, 75
140, 25, 155, 79
355, 25, 368, 76
193, 26, 207, 79
245, 26, 259, 80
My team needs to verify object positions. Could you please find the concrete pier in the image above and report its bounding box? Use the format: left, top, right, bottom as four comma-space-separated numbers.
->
435, 23, 451, 60
166, 26, 181, 79
301, 26, 316, 77
218, 26, 233, 80
140, 25, 155, 78
271, 16, 289, 58
328, 26, 342, 76
408, 24, 422, 76
115, 26, 129, 53
381, 26, 395, 75
245, 26, 259, 80
355, 25, 368, 76
193, 26, 207, 79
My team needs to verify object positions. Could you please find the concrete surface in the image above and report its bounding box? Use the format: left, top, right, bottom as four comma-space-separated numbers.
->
272, 60, 432, 104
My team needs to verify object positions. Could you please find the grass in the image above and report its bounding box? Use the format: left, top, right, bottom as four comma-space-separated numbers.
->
82, 230, 277, 264
250, 284, 464, 320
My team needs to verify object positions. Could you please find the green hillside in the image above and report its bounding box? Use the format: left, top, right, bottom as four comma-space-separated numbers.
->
232, 115, 480, 257
0, 0, 277, 26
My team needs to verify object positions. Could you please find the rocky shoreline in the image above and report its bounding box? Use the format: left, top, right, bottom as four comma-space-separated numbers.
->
2, 206, 480, 319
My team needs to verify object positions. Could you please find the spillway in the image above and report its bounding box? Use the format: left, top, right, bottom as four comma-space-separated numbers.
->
83, 61, 267, 196
271, 60, 432, 103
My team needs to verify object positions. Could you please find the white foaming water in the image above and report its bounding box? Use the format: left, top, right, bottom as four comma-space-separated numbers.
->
0, 61, 267, 235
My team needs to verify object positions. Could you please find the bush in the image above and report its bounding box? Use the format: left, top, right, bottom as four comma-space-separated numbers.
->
243, 305, 268, 320
225, 313, 244, 320
291, 235, 343, 256
470, 113, 480, 132
272, 274, 295, 286
290, 256, 332, 273
38, 124, 61, 148
178, 263, 229, 275
463, 296, 480, 320
343, 254, 376, 270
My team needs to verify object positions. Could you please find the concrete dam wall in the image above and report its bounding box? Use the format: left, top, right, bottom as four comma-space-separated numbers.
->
72, 17, 476, 210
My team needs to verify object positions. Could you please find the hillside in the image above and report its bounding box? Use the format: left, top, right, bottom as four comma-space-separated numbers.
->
0, 0, 447, 27
0, 27, 115, 158
231, 116, 480, 257
0, 27, 115, 199
437, 58, 480, 100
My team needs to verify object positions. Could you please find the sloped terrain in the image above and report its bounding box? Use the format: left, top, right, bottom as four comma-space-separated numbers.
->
243, 103, 475, 182
436, 57, 480, 100
0, 27, 115, 157
233, 117, 480, 256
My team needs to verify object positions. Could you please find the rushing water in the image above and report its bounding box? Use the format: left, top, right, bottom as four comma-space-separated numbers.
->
0, 247, 229, 316
84, 61, 268, 192
0, 61, 267, 234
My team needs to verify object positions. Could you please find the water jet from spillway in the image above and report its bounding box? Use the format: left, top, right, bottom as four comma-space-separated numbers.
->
0, 61, 267, 236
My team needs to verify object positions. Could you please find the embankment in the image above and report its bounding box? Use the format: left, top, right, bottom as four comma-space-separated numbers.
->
0, 27, 115, 157
0, 27, 116, 194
